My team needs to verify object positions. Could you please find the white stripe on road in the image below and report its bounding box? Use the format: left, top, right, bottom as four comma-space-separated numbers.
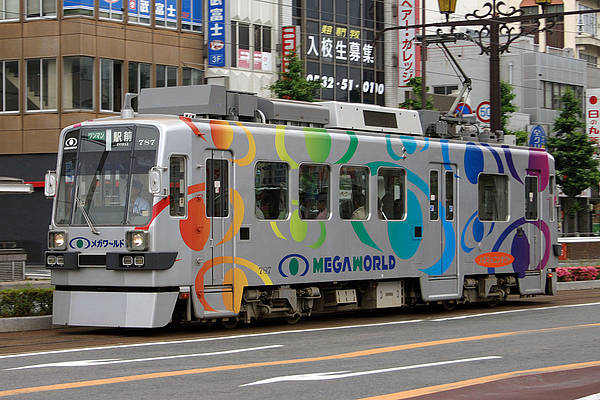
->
240, 356, 502, 386
576, 394, 600, 400
6, 345, 283, 370
2, 302, 599, 361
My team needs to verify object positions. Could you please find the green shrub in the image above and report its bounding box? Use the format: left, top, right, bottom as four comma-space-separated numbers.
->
0, 287, 53, 318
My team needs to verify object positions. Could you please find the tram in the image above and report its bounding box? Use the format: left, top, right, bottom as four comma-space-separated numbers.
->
44, 85, 559, 327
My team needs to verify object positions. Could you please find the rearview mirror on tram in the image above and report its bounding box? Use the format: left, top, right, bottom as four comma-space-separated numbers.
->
44, 170, 56, 197
149, 167, 166, 196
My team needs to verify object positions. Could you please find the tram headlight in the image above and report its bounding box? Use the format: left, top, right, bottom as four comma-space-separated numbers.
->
48, 231, 67, 250
126, 231, 148, 251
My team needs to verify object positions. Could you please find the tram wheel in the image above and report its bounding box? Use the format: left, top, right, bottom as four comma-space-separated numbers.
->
219, 318, 238, 329
285, 313, 302, 325
441, 300, 457, 311
487, 298, 500, 308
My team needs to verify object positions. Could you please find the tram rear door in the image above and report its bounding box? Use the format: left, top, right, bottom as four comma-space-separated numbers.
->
204, 149, 235, 293
525, 171, 542, 273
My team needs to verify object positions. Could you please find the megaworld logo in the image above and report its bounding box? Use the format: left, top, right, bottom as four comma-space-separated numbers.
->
278, 254, 397, 277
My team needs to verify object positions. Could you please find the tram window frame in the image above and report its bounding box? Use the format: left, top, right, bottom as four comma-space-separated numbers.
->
429, 170, 439, 221
377, 168, 406, 220
299, 163, 330, 220
525, 175, 539, 221
445, 171, 454, 220
339, 165, 369, 220
169, 155, 187, 218
549, 175, 556, 222
255, 161, 289, 220
478, 173, 508, 221
206, 158, 229, 218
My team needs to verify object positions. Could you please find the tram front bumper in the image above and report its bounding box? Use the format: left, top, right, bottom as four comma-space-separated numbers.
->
52, 289, 178, 328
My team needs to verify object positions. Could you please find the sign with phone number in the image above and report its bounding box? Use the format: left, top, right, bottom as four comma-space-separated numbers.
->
306, 74, 385, 95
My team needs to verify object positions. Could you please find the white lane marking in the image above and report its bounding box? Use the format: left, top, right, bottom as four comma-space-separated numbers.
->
240, 356, 502, 386
2, 302, 599, 361
576, 394, 600, 400
6, 345, 283, 370
430, 302, 600, 322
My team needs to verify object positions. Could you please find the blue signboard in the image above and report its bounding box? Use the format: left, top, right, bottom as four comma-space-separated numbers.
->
208, 0, 226, 67
529, 125, 546, 148
128, 0, 151, 20
100, 0, 123, 15
64, 0, 94, 11
154, 0, 178, 24
182, 0, 202, 28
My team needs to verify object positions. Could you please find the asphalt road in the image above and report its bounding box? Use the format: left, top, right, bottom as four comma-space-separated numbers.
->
1, 291, 599, 399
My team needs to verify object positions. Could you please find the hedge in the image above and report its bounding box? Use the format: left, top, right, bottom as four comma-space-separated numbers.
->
556, 266, 600, 282
0, 287, 53, 318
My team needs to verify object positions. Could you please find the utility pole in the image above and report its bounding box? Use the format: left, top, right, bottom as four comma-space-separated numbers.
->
420, 0, 427, 109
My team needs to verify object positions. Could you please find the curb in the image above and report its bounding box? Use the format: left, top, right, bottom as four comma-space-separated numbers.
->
0, 315, 54, 333
557, 280, 600, 291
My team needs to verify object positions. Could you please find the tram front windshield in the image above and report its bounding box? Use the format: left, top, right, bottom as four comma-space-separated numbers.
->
54, 125, 159, 227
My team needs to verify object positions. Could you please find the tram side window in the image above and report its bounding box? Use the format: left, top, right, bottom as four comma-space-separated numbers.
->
255, 162, 289, 220
445, 171, 454, 220
169, 156, 186, 217
378, 168, 405, 220
339, 166, 369, 220
525, 176, 538, 220
206, 159, 229, 217
429, 171, 439, 220
478, 174, 508, 221
299, 164, 330, 220
549, 175, 555, 222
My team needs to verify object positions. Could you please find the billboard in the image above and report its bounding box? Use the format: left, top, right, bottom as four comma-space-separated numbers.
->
586, 88, 600, 145
208, 0, 226, 67
398, 0, 419, 87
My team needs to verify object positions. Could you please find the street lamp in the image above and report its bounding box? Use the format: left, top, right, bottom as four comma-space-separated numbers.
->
437, 0, 457, 20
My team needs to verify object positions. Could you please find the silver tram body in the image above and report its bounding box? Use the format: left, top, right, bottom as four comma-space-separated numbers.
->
45, 85, 559, 328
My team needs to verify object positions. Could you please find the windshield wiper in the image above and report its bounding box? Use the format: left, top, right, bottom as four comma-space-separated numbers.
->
75, 196, 100, 235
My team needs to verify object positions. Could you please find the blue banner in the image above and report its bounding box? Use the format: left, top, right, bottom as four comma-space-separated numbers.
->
64, 0, 94, 10
128, 0, 151, 19
529, 125, 547, 148
182, 0, 202, 27
100, 0, 123, 14
208, 0, 226, 66
154, 0, 178, 24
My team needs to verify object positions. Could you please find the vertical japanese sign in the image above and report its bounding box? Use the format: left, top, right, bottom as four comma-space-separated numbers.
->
128, 0, 151, 21
281, 26, 299, 72
398, 0, 418, 87
586, 89, 600, 145
100, 0, 123, 17
181, 0, 203, 29
208, 0, 226, 67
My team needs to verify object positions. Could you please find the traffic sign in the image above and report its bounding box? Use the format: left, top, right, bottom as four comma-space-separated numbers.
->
456, 102, 472, 115
476, 101, 491, 123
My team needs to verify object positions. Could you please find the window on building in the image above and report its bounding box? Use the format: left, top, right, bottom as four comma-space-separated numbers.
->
128, 0, 150, 25
253, 25, 272, 71
128, 62, 151, 111
377, 168, 405, 220
154, 0, 177, 28
99, 0, 122, 21
578, 4, 596, 35
63, 56, 93, 110
580, 53, 598, 68
182, 67, 203, 86
181, 0, 202, 32
299, 164, 330, 220
63, 0, 94, 17
156, 65, 177, 87
1, 0, 19, 20
231, 21, 250, 68
339, 166, 369, 220
27, 0, 56, 18
26, 58, 56, 111
433, 85, 459, 95
255, 162, 289, 220
169, 155, 186, 217
542, 81, 584, 110
478, 174, 508, 221
100, 59, 122, 112
0, 61, 18, 112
